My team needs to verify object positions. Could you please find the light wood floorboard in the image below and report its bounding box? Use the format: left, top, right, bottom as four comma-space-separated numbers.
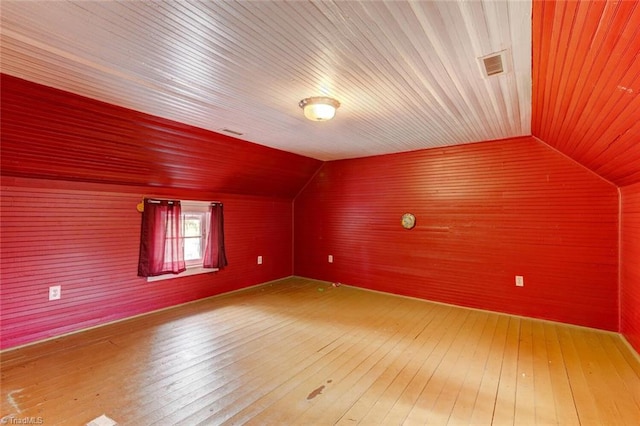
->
1, 277, 639, 425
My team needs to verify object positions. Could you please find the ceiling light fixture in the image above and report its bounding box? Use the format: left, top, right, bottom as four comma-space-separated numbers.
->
298, 96, 340, 121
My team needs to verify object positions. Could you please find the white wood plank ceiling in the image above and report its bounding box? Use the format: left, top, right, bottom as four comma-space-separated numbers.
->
0, 1, 531, 161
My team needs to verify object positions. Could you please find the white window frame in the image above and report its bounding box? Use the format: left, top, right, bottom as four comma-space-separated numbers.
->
147, 200, 219, 282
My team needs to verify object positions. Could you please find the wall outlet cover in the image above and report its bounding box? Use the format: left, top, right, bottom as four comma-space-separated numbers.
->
49, 285, 61, 300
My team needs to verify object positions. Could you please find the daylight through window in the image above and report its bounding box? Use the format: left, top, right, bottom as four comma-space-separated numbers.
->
145, 200, 216, 282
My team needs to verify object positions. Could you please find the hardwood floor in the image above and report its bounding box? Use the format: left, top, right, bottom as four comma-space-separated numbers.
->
1, 277, 639, 425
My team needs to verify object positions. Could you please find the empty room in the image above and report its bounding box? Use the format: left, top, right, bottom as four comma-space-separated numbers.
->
1, 1, 639, 425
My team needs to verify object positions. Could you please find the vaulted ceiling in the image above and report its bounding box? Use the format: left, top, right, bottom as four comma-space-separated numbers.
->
532, 0, 639, 187
1, 1, 638, 187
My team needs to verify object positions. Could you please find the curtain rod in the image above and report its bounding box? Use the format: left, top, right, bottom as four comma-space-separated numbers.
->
137, 198, 222, 212
144, 198, 222, 203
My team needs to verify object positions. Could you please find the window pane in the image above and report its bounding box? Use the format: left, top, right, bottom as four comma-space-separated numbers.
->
184, 237, 202, 261
180, 211, 209, 265
183, 216, 201, 237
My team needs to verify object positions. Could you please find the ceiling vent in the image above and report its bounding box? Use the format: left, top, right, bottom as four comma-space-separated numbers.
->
478, 50, 509, 78
220, 128, 244, 136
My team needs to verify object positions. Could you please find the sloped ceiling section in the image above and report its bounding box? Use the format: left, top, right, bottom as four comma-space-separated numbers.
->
0, 75, 322, 199
532, 0, 640, 187
0, 1, 531, 161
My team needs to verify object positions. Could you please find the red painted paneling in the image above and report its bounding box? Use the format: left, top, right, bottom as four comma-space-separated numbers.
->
0, 74, 322, 198
0, 177, 293, 350
532, 1, 640, 187
294, 136, 619, 330
621, 182, 640, 353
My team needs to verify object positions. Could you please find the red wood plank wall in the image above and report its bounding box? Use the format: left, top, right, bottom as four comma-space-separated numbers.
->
621, 183, 640, 353
294, 136, 619, 330
0, 177, 293, 350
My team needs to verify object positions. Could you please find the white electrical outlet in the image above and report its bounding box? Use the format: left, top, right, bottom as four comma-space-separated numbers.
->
515, 276, 524, 287
257, 256, 263, 265
49, 285, 61, 300
328, 255, 333, 263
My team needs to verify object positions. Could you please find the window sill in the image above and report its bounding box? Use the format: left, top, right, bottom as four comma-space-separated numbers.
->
146, 265, 219, 282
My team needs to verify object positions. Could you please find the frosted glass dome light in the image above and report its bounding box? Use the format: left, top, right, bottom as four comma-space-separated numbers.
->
298, 96, 340, 121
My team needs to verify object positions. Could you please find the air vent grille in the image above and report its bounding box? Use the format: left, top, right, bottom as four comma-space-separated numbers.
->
221, 128, 244, 136
479, 50, 509, 78
483, 55, 504, 76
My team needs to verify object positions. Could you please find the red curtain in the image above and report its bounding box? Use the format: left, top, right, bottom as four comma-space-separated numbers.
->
203, 202, 228, 269
137, 199, 186, 277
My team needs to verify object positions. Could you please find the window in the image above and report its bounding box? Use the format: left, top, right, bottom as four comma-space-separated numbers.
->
143, 200, 223, 282
183, 212, 209, 266
183, 214, 205, 263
